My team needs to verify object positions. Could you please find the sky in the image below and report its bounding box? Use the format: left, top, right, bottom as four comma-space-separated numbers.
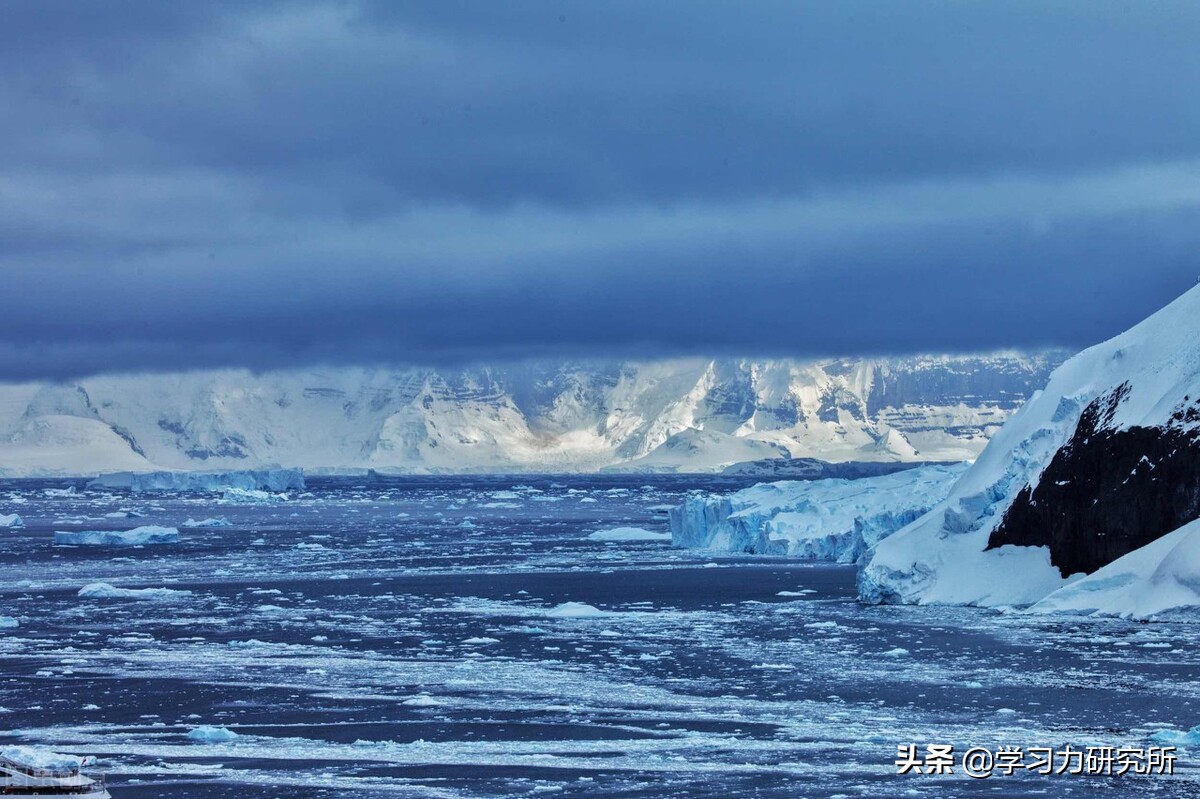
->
2, 0, 1199, 379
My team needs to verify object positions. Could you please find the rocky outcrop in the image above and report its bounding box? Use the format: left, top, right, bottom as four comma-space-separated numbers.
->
987, 384, 1200, 576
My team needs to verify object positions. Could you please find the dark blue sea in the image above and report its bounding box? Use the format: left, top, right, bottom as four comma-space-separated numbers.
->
1, 476, 1198, 797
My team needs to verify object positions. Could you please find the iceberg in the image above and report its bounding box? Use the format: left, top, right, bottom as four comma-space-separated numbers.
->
78, 582, 192, 600
182, 517, 232, 527
587, 527, 671, 542
0, 513, 23, 528
54, 526, 180, 546
88, 468, 304, 494
1150, 725, 1200, 747
221, 488, 288, 503
669, 463, 966, 563
545, 602, 608, 618
187, 725, 239, 743
0, 616, 18, 629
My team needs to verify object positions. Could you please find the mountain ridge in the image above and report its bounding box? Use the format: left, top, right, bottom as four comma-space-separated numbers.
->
0, 353, 1067, 476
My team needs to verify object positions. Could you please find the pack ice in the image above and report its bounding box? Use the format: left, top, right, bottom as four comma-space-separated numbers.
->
670, 463, 966, 562
54, 526, 180, 546
88, 468, 304, 493
859, 285, 1200, 617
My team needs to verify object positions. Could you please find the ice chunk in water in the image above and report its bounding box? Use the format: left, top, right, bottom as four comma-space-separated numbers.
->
54, 526, 180, 546
187, 725, 239, 743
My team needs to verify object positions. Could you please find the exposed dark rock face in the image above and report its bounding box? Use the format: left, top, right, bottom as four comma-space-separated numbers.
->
987, 383, 1200, 576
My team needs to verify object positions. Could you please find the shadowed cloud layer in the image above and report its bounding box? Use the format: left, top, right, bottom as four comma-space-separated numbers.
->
2, 1, 1198, 378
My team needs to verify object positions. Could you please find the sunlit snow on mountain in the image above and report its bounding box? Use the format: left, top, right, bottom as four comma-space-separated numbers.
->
0, 353, 1066, 476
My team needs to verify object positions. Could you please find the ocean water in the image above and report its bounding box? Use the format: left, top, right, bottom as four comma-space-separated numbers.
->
0, 475, 1198, 797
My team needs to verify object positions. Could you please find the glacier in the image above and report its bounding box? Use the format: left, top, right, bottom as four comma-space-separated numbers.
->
0, 353, 1064, 476
88, 468, 305, 493
858, 285, 1200, 613
669, 463, 967, 563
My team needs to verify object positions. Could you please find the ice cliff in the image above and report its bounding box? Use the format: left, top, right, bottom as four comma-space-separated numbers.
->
669, 463, 967, 563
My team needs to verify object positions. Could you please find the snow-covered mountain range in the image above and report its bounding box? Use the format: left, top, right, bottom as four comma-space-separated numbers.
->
0, 353, 1066, 476
859, 285, 1200, 618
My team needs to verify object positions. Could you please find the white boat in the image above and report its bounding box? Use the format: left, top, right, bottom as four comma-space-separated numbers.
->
1, 746, 110, 797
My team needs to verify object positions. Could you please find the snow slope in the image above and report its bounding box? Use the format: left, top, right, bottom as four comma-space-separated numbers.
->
670, 463, 967, 563
859, 286, 1200, 609
1029, 518, 1200, 619
0, 353, 1064, 475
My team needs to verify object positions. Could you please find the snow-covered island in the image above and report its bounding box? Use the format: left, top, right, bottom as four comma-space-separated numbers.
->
858, 285, 1200, 619
669, 463, 967, 563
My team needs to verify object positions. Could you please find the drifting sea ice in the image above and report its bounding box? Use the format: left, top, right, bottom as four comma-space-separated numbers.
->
0, 513, 23, 528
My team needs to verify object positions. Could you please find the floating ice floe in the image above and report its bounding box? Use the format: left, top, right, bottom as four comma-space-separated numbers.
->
187, 725, 239, 743
89, 468, 305, 494
0, 513, 23, 528
182, 517, 232, 527
0, 616, 18, 629
78, 583, 192, 600
587, 527, 671, 542
54, 526, 180, 546
670, 464, 966, 562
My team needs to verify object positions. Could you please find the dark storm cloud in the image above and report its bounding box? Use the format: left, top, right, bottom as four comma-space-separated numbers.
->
1, 1, 1198, 379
